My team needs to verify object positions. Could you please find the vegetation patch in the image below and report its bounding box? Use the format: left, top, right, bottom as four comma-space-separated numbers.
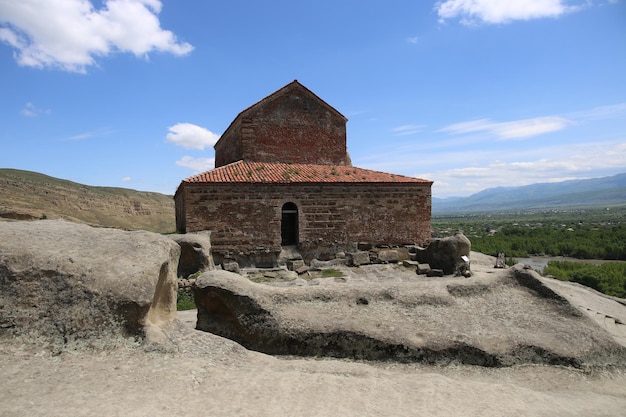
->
249, 275, 276, 283
434, 206, 626, 298
320, 268, 344, 278
543, 261, 626, 298
433, 206, 626, 260
177, 290, 196, 311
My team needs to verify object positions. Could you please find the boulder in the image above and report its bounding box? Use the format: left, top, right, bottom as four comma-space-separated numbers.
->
222, 260, 240, 273
0, 220, 180, 350
193, 267, 626, 367
425, 233, 471, 275
171, 232, 214, 278
413, 246, 428, 264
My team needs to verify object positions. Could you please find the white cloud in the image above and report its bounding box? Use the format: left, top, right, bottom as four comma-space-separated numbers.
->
166, 123, 220, 150
121, 176, 131, 182
176, 156, 215, 172
64, 128, 114, 140
438, 116, 574, 139
360, 102, 625, 198
20, 102, 50, 117
392, 124, 424, 136
435, 0, 580, 24
567, 102, 626, 121
0, 0, 193, 72
419, 141, 626, 197
406, 36, 419, 44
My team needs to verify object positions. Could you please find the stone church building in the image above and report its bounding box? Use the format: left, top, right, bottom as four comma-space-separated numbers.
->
174, 81, 432, 266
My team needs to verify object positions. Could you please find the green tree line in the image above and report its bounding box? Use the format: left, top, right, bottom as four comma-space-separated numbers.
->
433, 209, 626, 298
543, 261, 626, 298
470, 224, 626, 260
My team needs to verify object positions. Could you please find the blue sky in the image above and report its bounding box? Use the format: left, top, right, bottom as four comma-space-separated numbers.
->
1, 0, 625, 198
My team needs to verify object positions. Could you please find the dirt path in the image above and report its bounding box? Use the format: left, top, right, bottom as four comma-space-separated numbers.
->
2, 322, 625, 417
2, 256, 626, 416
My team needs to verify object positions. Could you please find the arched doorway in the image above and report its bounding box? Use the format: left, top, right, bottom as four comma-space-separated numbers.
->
281, 202, 298, 246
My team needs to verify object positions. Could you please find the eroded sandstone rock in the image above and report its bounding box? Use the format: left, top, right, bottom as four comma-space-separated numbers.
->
171, 231, 214, 278
193, 266, 626, 367
0, 220, 180, 350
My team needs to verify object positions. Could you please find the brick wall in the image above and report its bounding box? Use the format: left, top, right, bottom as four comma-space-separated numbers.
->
214, 90, 351, 168
214, 118, 243, 168
176, 182, 431, 265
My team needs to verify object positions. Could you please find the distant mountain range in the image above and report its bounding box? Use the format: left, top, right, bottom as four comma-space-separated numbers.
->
433, 173, 626, 214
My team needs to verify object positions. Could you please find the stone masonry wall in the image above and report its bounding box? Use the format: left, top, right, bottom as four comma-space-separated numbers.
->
176, 182, 431, 265
214, 118, 243, 168
214, 89, 350, 168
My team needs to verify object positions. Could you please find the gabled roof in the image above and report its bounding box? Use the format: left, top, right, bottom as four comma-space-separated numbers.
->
179, 161, 432, 186
241, 80, 347, 122
214, 80, 347, 150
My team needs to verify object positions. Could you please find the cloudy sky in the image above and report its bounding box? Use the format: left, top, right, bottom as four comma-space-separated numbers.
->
1, 0, 625, 198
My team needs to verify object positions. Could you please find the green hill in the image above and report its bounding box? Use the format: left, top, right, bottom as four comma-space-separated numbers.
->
0, 169, 175, 233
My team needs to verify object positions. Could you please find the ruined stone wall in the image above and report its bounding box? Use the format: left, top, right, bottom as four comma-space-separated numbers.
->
176, 182, 431, 265
214, 91, 350, 168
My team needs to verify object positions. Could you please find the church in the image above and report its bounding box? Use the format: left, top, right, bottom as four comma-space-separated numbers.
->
174, 80, 432, 266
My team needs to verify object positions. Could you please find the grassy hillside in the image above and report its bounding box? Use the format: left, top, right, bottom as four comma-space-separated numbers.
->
0, 169, 175, 233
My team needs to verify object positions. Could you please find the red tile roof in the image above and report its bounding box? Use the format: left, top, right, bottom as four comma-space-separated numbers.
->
181, 161, 431, 185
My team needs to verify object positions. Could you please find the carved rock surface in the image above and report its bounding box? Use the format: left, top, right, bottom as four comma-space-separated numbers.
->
193, 264, 626, 367
0, 220, 180, 349
171, 231, 214, 278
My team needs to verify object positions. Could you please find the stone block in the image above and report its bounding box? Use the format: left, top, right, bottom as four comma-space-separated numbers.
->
222, 260, 240, 273
372, 247, 409, 263
427, 269, 444, 277
348, 251, 371, 266
295, 266, 310, 275
357, 242, 373, 251
286, 259, 305, 271
416, 263, 431, 275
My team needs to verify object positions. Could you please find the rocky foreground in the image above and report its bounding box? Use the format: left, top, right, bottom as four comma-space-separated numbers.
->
193, 261, 626, 368
1, 220, 626, 416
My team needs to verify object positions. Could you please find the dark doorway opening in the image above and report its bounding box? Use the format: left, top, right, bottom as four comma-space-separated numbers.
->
281, 202, 298, 246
